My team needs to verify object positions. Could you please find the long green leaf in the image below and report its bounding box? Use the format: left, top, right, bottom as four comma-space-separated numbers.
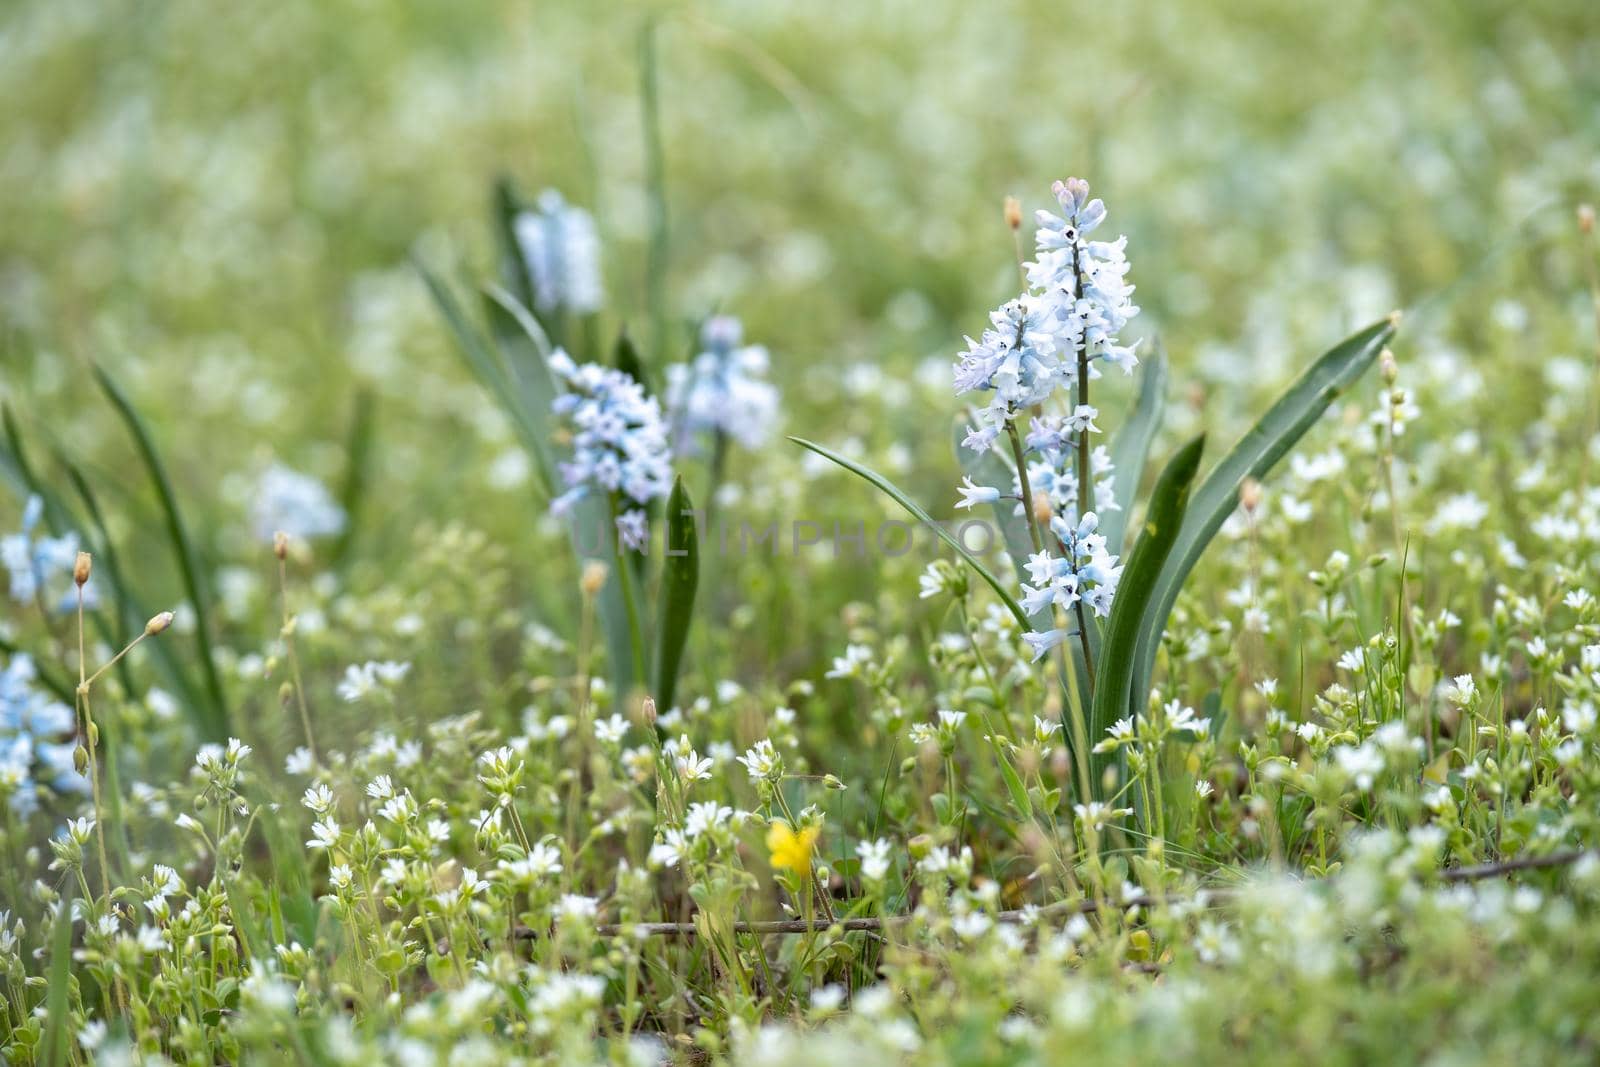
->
423, 260, 638, 697
1129, 317, 1398, 709
41, 884, 75, 1067
492, 175, 538, 317
1089, 434, 1205, 783
1103, 348, 1168, 555
484, 285, 636, 697
93, 363, 230, 741
790, 436, 1030, 630
483, 284, 561, 495
654, 476, 698, 712
614, 329, 652, 396
416, 260, 536, 456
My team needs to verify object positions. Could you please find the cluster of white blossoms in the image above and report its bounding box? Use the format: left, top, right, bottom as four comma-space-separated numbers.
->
666, 315, 780, 454
549, 350, 674, 551
335, 659, 411, 703
512, 189, 603, 317
951, 178, 1139, 661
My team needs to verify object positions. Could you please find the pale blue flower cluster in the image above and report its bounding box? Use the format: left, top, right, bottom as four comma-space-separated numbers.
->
1020, 513, 1123, 661
514, 190, 603, 316
954, 177, 1139, 456
665, 315, 781, 454
2, 496, 93, 611
950, 178, 1139, 660
0, 653, 85, 817
251, 465, 346, 543
549, 351, 673, 551
1019, 410, 1118, 522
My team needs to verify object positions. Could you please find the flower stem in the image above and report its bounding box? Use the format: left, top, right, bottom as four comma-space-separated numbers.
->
1005, 421, 1045, 555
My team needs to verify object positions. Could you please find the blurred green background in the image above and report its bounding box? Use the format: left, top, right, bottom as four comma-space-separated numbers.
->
1, 0, 1596, 698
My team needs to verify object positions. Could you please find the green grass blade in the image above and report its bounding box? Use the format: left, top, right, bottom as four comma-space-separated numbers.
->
330, 389, 377, 571
1103, 348, 1167, 555
93, 363, 230, 741
639, 18, 670, 367
4, 404, 206, 726
1129, 316, 1399, 710
57, 453, 205, 715
654, 476, 698, 711
41, 883, 75, 1067
417, 258, 522, 415
791, 436, 1030, 631
1089, 433, 1205, 782
1, 404, 86, 543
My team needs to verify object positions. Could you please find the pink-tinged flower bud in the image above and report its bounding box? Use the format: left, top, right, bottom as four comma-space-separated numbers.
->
145, 611, 175, 636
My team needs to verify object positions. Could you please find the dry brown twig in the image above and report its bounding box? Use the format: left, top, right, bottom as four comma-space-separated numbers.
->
510, 849, 1593, 941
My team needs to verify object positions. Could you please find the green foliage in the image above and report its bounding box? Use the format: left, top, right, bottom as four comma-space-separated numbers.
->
654, 476, 699, 713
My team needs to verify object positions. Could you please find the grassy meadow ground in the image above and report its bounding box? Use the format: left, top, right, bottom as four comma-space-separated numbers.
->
3, 0, 1600, 1063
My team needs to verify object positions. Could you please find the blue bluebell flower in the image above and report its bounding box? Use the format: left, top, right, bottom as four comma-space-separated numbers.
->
514, 190, 603, 316
549, 350, 673, 552
955, 477, 1003, 510
251, 465, 346, 543
953, 177, 1140, 480
2, 495, 94, 611
1019, 512, 1123, 657
0, 653, 86, 818
948, 179, 1136, 653
665, 315, 781, 454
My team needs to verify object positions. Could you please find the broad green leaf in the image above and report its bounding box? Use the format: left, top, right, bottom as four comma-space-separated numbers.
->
422, 259, 638, 697
41, 883, 74, 1067
1089, 433, 1206, 785
654, 476, 699, 712
417, 259, 546, 479
791, 436, 1031, 631
94, 363, 230, 742
1129, 317, 1398, 711
483, 283, 560, 495
1103, 348, 1168, 555
492, 175, 539, 317
614, 329, 652, 396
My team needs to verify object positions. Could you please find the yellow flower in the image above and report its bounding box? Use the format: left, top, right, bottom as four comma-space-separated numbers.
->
765, 820, 819, 875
